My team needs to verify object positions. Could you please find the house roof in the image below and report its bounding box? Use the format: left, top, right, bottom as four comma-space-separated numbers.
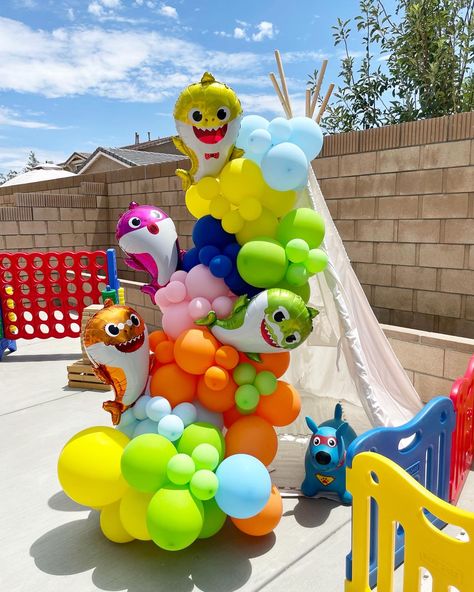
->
1, 164, 76, 187
79, 146, 185, 173
120, 136, 174, 151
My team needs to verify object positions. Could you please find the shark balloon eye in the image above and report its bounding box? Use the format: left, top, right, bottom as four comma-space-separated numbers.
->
189, 108, 203, 123
273, 306, 289, 323
216, 106, 230, 121
128, 217, 141, 229
313, 436, 321, 446
285, 331, 301, 345
130, 314, 140, 327
327, 437, 337, 448
105, 323, 120, 337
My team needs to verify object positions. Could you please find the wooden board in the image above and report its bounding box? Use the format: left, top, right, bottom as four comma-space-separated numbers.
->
67, 358, 111, 392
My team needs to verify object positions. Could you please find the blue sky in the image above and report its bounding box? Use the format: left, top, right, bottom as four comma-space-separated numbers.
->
0, 0, 394, 174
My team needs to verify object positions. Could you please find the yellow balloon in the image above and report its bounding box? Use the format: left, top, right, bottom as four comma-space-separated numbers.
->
209, 195, 230, 219
120, 489, 154, 540
260, 186, 297, 217
236, 208, 279, 245
222, 209, 244, 234
196, 176, 220, 200
100, 501, 135, 543
185, 185, 211, 219
239, 198, 262, 221
219, 158, 264, 205
57, 426, 129, 508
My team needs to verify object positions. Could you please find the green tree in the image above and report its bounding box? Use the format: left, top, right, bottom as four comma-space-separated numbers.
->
0, 169, 19, 185
24, 150, 40, 171
310, 0, 474, 132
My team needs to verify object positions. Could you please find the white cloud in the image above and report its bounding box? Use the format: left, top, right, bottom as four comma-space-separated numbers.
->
233, 27, 247, 40
88, 0, 122, 18
252, 21, 275, 42
214, 30, 231, 38
0, 106, 61, 129
239, 93, 306, 117
66, 7, 75, 21
88, 2, 104, 17
0, 146, 68, 173
158, 4, 178, 19
101, 0, 121, 7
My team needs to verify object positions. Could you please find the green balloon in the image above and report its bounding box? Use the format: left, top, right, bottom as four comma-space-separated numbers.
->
275, 277, 311, 303
233, 362, 257, 386
305, 248, 328, 273
235, 384, 260, 413
286, 263, 309, 287
192, 443, 220, 471
285, 238, 309, 263
237, 238, 287, 288
121, 434, 177, 493
199, 498, 227, 539
190, 469, 219, 501
177, 423, 225, 462
277, 208, 325, 249
254, 371, 277, 395
147, 485, 203, 551
166, 453, 195, 485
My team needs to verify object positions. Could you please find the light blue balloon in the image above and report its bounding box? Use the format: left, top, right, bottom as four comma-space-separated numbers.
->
289, 116, 324, 161
236, 115, 269, 150
268, 117, 292, 144
261, 143, 309, 191
194, 402, 224, 430
247, 129, 272, 155
133, 418, 159, 438
146, 396, 172, 422
215, 454, 271, 519
173, 402, 197, 427
132, 394, 151, 420
116, 417, 139, 439
158, 414, 185, 442
118, 408, 136, 427
244, 151, 263, 167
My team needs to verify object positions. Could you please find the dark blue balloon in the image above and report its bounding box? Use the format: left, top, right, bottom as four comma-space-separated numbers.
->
192, 216, 235, 250
209, 255, 233, 278
225, 268, 261, 297
199, 245, 220, 266
182, 248, 200, 272
223, 242, 241, 259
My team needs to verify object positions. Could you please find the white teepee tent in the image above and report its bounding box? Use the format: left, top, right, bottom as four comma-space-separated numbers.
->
268, 52, 422, 438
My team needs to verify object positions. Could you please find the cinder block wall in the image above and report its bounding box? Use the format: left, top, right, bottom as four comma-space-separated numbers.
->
314, 111, 474, 338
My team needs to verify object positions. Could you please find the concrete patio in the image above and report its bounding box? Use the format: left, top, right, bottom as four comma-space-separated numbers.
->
2, 337, 473, 592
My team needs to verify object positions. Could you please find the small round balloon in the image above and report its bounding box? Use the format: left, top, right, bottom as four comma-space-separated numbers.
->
158, 414, 185, 442
167, 453, 196, 485
192, 443, 220, 471
190, 469, 219, 500
247, 129, 272, 154
177, 422, 225, 461
100, 501, 134, 543
288, 116, 324, 161
146, 397, 172, 422
261, 143, 308, 191
268, 117, 292, 144
120, 489, 153, 541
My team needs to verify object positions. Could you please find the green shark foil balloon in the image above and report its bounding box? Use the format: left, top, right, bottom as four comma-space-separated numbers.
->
197, 289, 318, 360
173, 72, 243, 190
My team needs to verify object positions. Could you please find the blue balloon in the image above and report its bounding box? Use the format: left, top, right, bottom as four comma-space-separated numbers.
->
116, 418, 139, 439
244, 150, 263, 166
192, 216, 234, 250
223, 242, 240, 260
209, 254, 232, 278
261, 142, 309, 191
132, 395, 152, 420
224, 268, 261, 298
268, 117, 292, 144
182, 247, 200, 272
199, 245, 220, 266
215, 454, 271, 518
247, 129, 272, 155
289, 117, 324, 161
194, 402, 224, 429
173, 402, 197, 427
133, 418, 159, 438
158, 414, 185, 442
236, 115, 269, 150
146, 396, 172, 422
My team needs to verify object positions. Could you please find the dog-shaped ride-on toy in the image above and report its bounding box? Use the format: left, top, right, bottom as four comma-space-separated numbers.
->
301, 403, 357, 505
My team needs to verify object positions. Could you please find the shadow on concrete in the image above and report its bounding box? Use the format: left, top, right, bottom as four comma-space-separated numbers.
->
283, 497, 340, 528
2, 353, 77, 363
30, 511, 276, 592
48, 491, 91, 513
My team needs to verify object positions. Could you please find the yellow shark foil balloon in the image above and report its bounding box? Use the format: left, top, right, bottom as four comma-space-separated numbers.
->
83, 300, 152, 425
173, 72, 243, 190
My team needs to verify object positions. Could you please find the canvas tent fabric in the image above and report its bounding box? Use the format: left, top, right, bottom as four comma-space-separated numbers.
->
282, 166, 422, 435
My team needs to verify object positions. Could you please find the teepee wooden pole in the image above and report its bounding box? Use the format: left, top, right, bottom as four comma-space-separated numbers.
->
274, 50, 293, 117
316, 83, 335, 123
269, 72, 291, 119
310, 59, 328, 118
305, 89, 311, 118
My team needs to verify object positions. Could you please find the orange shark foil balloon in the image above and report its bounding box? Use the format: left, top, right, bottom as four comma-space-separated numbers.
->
83, 300, 151, 424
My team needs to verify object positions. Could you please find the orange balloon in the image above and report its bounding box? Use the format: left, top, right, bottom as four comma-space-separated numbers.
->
197, 375, 236, 413
231, 485, 282, 536
215, 346, 240, 370
223, 405, 242, 428
149, 330, 168, 352
174, 328, 218, 375
204, 366, 229, 391
239, 352, 290, 378
150, 363, 197, 406
225, 416, 278, 466
256, 381, 301, 427
155, 340, 174, 364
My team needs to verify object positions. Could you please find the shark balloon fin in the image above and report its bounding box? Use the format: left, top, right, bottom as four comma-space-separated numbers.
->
201, 72, 216, 84
195, 311, 218, 327
230, 146, 244, 160
246, 352, 262, 363
307, 306, 319, 320
124, 257, 143, 272
232, 294, 250, 315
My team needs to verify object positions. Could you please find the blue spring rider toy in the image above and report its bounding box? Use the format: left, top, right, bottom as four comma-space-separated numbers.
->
301, 403, 357, 505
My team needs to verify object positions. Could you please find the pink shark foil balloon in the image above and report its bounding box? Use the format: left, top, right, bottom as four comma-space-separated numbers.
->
116, 202, 180, 301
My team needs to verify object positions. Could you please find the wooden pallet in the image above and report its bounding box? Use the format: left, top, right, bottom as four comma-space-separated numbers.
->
67, 359, 111, 391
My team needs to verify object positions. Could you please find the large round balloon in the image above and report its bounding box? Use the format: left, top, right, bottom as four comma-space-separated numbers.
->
149, 363, 197, 406
261, 143, 308, 191
100, 500, 134, 543
57, 427, 129, 508
225, 416, 278, 466
177, 422, 225, 461
215, 454, 271, 518
288, 116, 324, 161
199, 498, 227, 539
237, 239, 287, 288
147, 485, 204, 551
276, 208, 325, 248
256, 381, 301, 427
120, 489, 153, 540
231, 485, 282, 536
121, 433, 177, 492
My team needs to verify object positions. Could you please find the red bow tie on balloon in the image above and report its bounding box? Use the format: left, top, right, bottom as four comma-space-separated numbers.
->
205, 152, 219, 160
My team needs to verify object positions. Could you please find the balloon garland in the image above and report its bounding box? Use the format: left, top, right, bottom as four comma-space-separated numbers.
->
57, 72, 328, 550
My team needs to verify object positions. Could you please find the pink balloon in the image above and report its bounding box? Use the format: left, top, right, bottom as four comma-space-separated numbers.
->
212, 296, 234, 318
155, 289, 170, 309
185, 265, 229, 301
170, 270, 187, 283
188, 297, 212, 321
162, 302, 194, 340
166, 281, 187, 303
